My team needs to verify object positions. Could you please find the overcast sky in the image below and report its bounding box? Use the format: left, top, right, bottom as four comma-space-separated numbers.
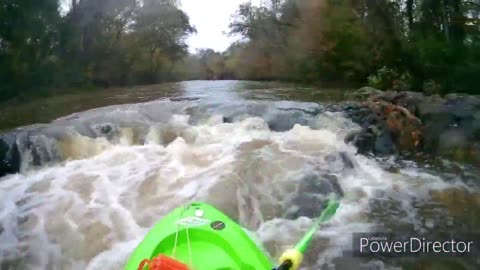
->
60, 0, 259, 52
181, 0, 261, 52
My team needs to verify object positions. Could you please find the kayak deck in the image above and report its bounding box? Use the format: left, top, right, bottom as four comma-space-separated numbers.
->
125, 203, 273, 270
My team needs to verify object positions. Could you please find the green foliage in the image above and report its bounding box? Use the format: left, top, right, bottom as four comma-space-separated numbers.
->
219, 0, 480, 94
423, 79, 443, 95
2, 0, 480, 101
368, 67, 413, 91
0, 0, 194, 101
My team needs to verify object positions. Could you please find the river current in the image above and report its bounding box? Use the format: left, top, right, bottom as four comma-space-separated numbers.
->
0, 81, 478, 270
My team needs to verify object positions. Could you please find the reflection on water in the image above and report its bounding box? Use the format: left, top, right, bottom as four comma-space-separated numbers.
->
0, 81, 347, 132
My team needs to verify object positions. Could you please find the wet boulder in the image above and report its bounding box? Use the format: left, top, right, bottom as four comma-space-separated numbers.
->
324, 151, 356, 172
266, 111, 310, 132
342, 104, 379, 127
343, 101, 421, 156
345, 127, 397, 155
438, 129, 468, 155
372, 90, 425, 114
285, 173, 344, 219
345, 129, 375, 154
0, 133, 21, 177
472, 143, 480, 168
417, 94, 480, 164
342, 88, 480, 166
91, 123, 119, 140
348, 87, 383, 100
385, 92, 480, 156
219, 101, 321, 132
383, 104, 423, 151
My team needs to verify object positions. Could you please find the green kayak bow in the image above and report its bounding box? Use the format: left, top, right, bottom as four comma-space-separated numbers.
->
126, 195, 340, 270
125, 202, 272, 270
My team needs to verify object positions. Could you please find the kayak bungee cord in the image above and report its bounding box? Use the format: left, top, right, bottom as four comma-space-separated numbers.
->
175, 207, 194, 268
138, 207, 195, 270
185, 221, 193, 267
130, 196, 340, 270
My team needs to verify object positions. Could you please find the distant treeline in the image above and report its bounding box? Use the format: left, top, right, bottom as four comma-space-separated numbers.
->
0, 0, 194, 101
1, 0, 480, 102
193, 0, 480, 95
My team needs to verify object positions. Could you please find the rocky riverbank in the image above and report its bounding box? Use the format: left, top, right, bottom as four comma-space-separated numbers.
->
343, 87, 480, 167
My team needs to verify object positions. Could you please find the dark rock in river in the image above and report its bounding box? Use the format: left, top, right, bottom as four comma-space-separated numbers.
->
323, 152, 356, 174
416, 94, 480, 164
286, 173, 344, 219
343, 102, 417, 156
345, 124, 398, 156
0, 133, 21, 178
343, 88, 480, 166
266, 111, 310, 132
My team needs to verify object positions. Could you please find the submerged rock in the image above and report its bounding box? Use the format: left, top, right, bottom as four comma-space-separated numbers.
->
323, 152, 356, 172
285, 173, 344, 219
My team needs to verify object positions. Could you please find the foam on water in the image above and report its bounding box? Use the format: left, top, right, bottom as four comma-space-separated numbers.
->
0, 102, 477, 270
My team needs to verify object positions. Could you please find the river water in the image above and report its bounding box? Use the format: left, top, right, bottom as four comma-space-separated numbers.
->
0, 81, 479, 270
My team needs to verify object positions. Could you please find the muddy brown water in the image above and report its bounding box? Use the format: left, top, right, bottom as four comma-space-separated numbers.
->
0, 81, 478, 270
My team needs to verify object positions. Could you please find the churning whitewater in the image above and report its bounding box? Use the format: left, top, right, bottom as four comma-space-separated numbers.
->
0, 81, 476, 270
